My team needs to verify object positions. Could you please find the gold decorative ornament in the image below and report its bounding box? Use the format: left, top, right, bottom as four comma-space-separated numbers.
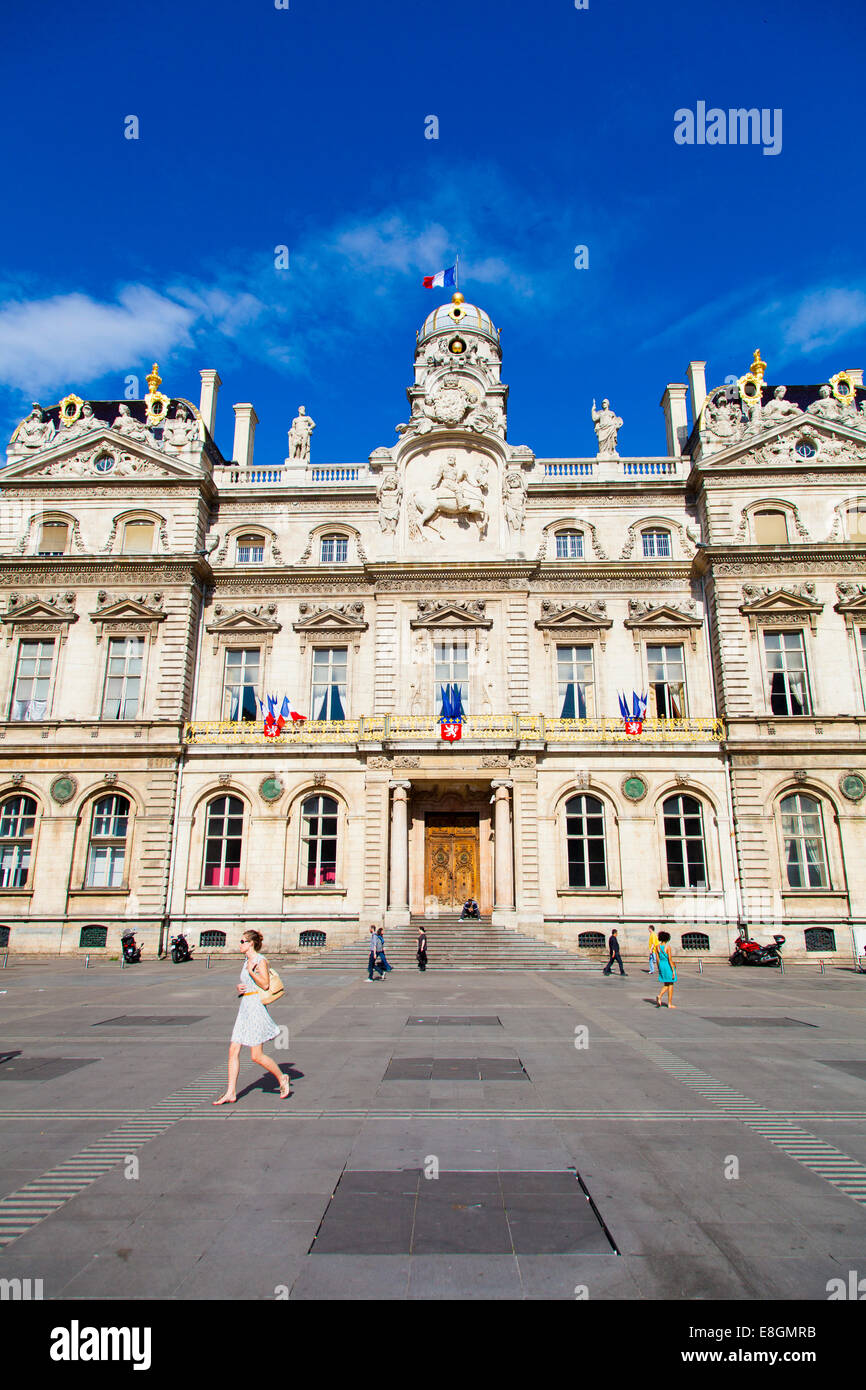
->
448, 335, 466, 355
448, 292, 467, 324
59, 393, 84, 426
830, 370, 856, 403
144, 362, 170, 425
738, 371, 763, 403
750, 348, 767, 382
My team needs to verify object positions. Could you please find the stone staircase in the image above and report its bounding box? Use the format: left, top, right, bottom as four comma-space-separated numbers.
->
299, 914, 598, 971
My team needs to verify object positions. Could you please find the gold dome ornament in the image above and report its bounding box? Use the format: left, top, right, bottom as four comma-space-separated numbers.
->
144, 361, 170, 425
738, 348, 766, 405
750, 348, 767, 383
59, 393, 84, 426
447, 291, 467, 325
830, 370, 856, 403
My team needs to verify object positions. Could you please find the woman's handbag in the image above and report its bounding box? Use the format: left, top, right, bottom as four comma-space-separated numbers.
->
251, 960, 284, 1006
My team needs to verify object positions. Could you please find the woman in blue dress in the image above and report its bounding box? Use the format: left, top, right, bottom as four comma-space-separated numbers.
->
213, 930, 290, 1103
654, 930, 678, 1009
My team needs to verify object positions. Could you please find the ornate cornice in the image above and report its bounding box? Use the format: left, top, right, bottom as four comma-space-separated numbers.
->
410, 599, 492, 629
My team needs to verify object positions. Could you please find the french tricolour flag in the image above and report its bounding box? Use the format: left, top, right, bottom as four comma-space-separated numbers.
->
422, 265, 456, 290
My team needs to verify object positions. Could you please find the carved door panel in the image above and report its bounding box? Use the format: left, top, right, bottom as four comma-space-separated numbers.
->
424, 814, 479, 909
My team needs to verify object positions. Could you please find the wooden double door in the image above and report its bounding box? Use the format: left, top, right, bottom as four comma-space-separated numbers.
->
424, 813, 479, 910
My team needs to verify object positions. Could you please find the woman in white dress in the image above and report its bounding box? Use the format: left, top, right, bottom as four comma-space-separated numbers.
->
213, 930, 291, 1104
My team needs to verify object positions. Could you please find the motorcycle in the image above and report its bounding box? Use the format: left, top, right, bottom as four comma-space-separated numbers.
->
729, 932, 785, 967
170, 933, 193, 964
121, 931, 142, 964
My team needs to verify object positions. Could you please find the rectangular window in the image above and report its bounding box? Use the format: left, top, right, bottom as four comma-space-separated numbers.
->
38, 523, 68, 555
11, 640, 55, 720
122, 521, 155, 554
860, 629, 866, 709
647, 643, 686, 717
321, 536, 349, 563
101, 637, 144, 720
312, 647, 348, 719
556, 645, 594, 717
642, 530, 671, 558
236, 541, 264, 565
753, 510, 788, 544
434, 641, 469, 716
224, 648, 261, 722
764, 631, 811, 716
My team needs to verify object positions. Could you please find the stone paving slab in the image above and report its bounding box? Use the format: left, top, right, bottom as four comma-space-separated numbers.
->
1, 960, 866, 1298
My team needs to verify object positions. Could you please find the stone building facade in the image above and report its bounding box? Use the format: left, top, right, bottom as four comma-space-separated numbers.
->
1, 303, 865, 961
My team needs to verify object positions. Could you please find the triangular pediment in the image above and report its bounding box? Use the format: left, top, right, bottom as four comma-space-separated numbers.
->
535, 603, 612, 631
90, 599, 166, 624
2, 595, 78, 626
207, 608, 282, 636
3, 430, 205, 483
293, 606, 368, 634
410, 601, 491, 629
835, 584, 866, 616
702, 414, 866, 469
624, 603, 702, 629
739, 588, 823, 617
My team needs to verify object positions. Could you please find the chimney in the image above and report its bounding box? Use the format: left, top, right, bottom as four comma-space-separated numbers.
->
199, 369, 221, 437
232, 403, 258, 469
844, 369, 864, 386
686, 361, 707, 424
660, 383, 689, 457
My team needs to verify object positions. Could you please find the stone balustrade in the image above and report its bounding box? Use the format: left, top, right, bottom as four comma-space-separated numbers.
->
183, 714, 725, 745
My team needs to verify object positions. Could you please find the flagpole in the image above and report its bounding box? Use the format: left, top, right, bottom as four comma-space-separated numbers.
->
455, 253, 459, 291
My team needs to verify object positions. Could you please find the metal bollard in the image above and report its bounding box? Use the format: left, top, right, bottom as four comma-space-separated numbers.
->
698, 959, 703, 975
2, 953, 7, 969
84, 955, 90, 969
206, 955, 211, 970
120, 956, 125, 969
779, 956, 784, 974
820, 960, 825, 975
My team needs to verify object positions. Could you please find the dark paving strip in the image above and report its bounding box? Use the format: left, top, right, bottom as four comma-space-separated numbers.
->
0, 1058, 98, 1081
405, 1017, 501, 1026
382, 1057, 529, 1081
309, 1169, 617, 1256
92, 1016, 208, 1027
701, 1016, 818, 1028
819, 1061, 866, 1080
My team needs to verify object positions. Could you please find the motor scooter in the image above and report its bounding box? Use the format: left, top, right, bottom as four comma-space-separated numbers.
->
730, 932, 785, 967
170, 933, 193, 964
121, 930, 142, 964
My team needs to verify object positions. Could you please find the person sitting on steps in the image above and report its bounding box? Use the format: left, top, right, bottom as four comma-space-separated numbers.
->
460, 898, 480, 920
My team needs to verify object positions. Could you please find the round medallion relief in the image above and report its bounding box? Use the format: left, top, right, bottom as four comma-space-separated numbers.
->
839, 773, 866, 803
622, 775, 647, 803
50, 775, 78, 804
258, 776, 284, 803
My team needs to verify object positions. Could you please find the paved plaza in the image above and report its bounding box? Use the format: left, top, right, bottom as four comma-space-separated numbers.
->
1, 954, 865, 1301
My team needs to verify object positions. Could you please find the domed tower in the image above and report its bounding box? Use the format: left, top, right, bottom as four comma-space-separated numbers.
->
399, 293, 508, 438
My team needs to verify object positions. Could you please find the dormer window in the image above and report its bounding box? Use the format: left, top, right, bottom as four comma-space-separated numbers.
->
555, 529, 583, 559
642, 529, 671, 558
122, 521, 154, 554
321, 534, 349, 564
753, 509, 789, 544
38, 523, 68, 556
236, 534, 265, 565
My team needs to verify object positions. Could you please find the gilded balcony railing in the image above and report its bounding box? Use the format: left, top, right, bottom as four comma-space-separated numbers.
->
184, 715, 724, 745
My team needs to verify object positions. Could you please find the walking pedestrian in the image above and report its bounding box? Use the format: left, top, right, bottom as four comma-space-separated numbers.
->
602, 928, 627, 976
378, 927, 392, 975
213, 930, 290, 1104
648, 924, 660, 975
654, 931, 678, 1008
367, 925, 383, 981
416, 927, 428, 972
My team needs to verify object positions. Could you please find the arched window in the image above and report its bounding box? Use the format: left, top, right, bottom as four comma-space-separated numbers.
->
199, 930, 227, 948
236, 534, 265, 564
122, 520, 155, 554
0, 795, 37, 889
578, 931, 606, 950
845, 506, 866, 541
642, 528, 671, 558
663, 794, 707, 889
555, 529, 583, 559
780, 793, 829, 889
682, 932, 710, 951
85, 795, 130, 888
203, 796, 244, 887
321, 534, 349, 563
753, 509, 789, 544
564, 794, 607, 887
38, 521, 69, 555
79, 925, 107, 948
805, 927, 836, 952
301, 794, 338, 886
299, 929, 327, 948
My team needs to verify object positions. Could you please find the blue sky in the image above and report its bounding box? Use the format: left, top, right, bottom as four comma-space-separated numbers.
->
1, 0, 864, 464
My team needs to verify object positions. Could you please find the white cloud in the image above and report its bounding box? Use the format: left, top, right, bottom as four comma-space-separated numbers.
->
780, 288, 866, 354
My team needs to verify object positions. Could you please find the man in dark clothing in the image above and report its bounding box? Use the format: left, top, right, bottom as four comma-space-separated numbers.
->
603, 929, 627, 976
460, 899, 480, 920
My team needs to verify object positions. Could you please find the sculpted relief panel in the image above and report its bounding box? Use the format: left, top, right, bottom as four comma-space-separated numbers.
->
404, 447, 496, 549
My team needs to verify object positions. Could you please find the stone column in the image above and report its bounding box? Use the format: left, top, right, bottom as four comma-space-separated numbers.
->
388, 780, 411, 912
491, 779, 514, 910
